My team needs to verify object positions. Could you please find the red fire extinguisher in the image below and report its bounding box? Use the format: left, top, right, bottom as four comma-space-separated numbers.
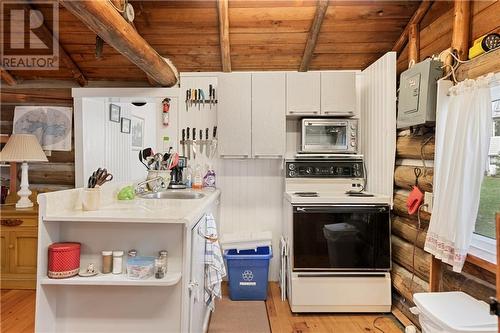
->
162, 98, 171, 127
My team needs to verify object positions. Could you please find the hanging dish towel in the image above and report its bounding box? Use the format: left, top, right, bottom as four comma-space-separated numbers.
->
204, 214, 226, 311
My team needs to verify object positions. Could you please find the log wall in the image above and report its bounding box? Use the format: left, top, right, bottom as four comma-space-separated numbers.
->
397, 0, 500, 74
0, 88, 75, 194
392, 1, 499, 324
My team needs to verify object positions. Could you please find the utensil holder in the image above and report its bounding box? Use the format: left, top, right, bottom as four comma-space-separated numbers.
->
82, 187, 101, 211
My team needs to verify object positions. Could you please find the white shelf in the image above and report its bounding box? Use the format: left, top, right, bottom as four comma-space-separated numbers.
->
39, 271, 182, 286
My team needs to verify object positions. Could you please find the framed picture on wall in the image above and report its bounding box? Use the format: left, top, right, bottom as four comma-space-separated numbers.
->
121, 117, 131, 133
131, 116, 144, 150
109, 104, 121, 122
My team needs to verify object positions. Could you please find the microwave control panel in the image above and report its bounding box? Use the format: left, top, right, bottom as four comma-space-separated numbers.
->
286, 159, 364, 178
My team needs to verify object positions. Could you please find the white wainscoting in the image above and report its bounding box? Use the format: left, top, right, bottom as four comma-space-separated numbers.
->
217, 159, 284, 281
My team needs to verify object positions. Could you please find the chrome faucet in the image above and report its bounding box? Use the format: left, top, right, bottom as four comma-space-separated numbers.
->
134, 176, 167, 195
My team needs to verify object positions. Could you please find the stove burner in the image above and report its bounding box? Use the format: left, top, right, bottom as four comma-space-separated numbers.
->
294, 192, 319, 197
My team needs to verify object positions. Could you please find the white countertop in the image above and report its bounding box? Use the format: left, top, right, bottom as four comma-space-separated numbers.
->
284, 191, 391, 205
41, 188, 220, 226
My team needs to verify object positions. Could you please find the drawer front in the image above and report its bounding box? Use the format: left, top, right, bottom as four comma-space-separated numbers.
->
1, 217, 37, 227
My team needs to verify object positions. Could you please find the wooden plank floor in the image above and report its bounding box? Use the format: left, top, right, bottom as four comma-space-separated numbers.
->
1, 284, 404, 332
1, 289, 36, 333
265, 283, 404, 333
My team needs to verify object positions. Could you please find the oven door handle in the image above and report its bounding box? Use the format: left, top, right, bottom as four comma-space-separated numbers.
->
294, 205, 388, 213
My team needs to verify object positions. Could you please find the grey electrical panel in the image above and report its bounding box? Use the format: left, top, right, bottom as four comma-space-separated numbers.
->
397, 58, 443, 129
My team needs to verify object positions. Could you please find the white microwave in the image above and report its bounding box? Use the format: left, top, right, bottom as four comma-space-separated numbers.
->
301, 118, 358, 154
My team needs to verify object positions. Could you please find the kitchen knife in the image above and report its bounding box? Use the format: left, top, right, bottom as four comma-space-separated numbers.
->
185, 90, 189, 112
211, 126, 217, 158
181, 128, 186, 157
199, 129, 204, 155
186, 127, 191, 160
205, 128, 210, 158
192, 127, 197, 160
198, 89, 201, 110
209, 84, 213, 109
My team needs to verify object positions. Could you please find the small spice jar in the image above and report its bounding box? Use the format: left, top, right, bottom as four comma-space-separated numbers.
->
101, 250, 113, 274
112, 250, 124, 274
158, 250, 168, 273
154, 258, 165, 279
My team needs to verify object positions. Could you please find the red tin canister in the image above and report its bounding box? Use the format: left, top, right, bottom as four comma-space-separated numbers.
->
47, 242, 81, 279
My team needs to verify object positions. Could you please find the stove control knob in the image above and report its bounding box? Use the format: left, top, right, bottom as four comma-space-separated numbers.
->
354, 170, 361, 177
305, 167, 313, 174
289, 170, 296, 177
350, 141, 356, 147
336, 167, 343, 175
288, 163, 296, 171
315, 167, 320, 173
353, 163, 360, 170
330, 167, 335, 174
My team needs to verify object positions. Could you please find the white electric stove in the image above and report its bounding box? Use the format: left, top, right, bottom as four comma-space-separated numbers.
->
282, 156, 392, 313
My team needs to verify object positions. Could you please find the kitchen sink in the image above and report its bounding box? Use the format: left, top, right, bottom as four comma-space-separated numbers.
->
138, 190, 205, 200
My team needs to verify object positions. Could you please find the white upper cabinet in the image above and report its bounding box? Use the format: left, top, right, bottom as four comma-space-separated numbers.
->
251, 73, 286, 158
217, 73, 252, 158
321, 71, 357, 116
286, 72, 321, 115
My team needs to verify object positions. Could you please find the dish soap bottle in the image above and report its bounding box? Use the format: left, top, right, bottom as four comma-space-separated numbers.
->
203, 165, 216, 188
193, 164, 203, 189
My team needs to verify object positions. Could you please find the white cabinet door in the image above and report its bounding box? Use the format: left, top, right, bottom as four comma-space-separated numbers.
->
286, 72, 321, 116
321, 72, 357, 116
251, 73, 286, 158
188, 217, 207, 333
218, 73, 252, 158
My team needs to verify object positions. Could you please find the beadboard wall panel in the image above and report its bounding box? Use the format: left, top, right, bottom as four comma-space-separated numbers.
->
217, 159, 284, 281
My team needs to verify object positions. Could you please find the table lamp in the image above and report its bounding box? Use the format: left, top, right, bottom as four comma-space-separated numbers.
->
0, 134, 48, 208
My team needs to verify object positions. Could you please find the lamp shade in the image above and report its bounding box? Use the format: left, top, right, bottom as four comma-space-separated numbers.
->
0, 134, 48, 162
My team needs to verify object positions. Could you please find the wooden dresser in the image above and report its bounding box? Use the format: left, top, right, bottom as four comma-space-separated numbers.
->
1, 202, 38, 289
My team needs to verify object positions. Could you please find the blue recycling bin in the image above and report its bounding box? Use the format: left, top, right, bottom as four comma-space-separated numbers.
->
224, 246, 273, 301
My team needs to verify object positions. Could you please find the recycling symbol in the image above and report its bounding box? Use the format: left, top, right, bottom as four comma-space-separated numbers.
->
242, 270, 254, 281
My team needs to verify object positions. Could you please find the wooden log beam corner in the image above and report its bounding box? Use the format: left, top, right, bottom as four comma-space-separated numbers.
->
59, 0, 178, 87
392, 0, 433, 55
217, 0, 231, 72
299, 0, 329, 72
1, 67, 17, 86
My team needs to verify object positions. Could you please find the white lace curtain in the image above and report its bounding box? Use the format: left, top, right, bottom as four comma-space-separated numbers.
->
424, 74, 493, 272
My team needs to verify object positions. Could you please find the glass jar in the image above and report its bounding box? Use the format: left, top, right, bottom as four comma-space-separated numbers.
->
102, 250, 112, 274
154, 258, 165, 279
112, 250, 124, 274
158, 250, 168, 273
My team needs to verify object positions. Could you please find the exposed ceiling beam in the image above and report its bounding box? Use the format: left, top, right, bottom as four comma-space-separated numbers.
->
299, 0, 329, 72
217, 0, 231, 72
1, 67, 18, 86
26, 4, 87, 87
456, 48, 500, 81
392, 0, 433, 55
59, 0, 178, 87
408, 23, 420, 64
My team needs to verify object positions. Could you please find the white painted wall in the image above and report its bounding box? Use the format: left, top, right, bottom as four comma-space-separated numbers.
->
76, 98, 158, 185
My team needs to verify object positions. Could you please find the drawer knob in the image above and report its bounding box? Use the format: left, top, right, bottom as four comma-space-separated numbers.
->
1, 219, 23, 227
8, 244, 14, 249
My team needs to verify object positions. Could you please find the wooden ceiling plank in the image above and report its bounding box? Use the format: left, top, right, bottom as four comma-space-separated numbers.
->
24, 4, 88, 86
217, 0, 231, 72
1, 67, 18, 86
59, 0, 178, 87
392, 0, 433, 55
299, 0, 329, 72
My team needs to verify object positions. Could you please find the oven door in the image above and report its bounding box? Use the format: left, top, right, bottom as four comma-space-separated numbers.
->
302, 120, 349, 152
292, 205, 391, 271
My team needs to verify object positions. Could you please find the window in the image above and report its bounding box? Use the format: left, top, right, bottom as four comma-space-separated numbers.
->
470, 86, 500, 263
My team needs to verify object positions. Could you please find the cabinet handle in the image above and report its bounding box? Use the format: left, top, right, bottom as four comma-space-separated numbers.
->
288, 111, 319, 115
1, 219, 23, 227
8, 244, 14, 249
323, 111, 354, 116
220, 154, 249, 159
254, 154, 283, 159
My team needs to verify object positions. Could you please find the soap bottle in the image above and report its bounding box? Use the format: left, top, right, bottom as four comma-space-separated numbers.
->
203, 165, 216, 188
193, 164, 203, 189
184, 164, 192, 188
